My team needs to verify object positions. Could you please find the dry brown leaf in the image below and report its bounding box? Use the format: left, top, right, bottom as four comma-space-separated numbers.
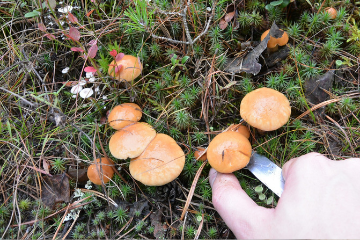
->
219, 19, 228, 30
41, 174, 70, 209
225, 11, 235, 22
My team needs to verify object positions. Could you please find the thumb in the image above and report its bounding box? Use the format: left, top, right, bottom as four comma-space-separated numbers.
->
209, 168, 274, 239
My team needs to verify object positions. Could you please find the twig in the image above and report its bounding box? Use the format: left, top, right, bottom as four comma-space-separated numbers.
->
150, 0, 217, 46
0, 87, 38, 107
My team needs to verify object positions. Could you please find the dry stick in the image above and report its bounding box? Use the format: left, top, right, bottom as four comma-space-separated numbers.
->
194, 213, 204, 240
150, 0, 216, 46
293, 93, 360, 122
180, 160, 207, 221
325, 115, 355, 155
0, 87, 38, 107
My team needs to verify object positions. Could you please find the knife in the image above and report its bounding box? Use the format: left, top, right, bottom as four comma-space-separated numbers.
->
246, 152, 285, 197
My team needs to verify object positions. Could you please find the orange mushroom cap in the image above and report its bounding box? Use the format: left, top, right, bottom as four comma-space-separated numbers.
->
261, 29, 289, 49
207, 131, 252, 173
228, 124, 250, 139
194, 147, 207, 161
109, 122, 156, 159
108, 55, 143, 82
129, 133, 185, 186
87, 157, 114, 185
325, 7, 337, 19
108, 103, 142, 130
240, 88, 291, 131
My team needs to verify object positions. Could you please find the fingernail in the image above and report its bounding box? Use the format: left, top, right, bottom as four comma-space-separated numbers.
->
209, 168, 218, 187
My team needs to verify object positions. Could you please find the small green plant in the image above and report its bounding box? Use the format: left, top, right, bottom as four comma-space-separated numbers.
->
50, 158, 67, 173
208, 226, 218, 239
185, 225, 196, 238
114, 207, 128, 224
123, 0, 154, 32
135, 220, 145, 232
18, 199, 32, 210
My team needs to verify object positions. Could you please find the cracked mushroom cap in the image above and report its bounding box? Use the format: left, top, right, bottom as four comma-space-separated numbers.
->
108, 55, 143, 82
109, 122, 156, 159
108, 103, 142, 130
129, 133, 185, 186
240, 88, 291, 131
87, 157, 114, 185
261, 29, 289, 48
207, 131, 252, 173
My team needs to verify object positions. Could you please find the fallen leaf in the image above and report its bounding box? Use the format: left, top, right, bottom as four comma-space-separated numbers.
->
41, 174, 70, 209
67, 168, 88, 184
224, 22, 284, 75
225, 11, 235, 22
305, 70, 334, 105
219, 19, 228, 30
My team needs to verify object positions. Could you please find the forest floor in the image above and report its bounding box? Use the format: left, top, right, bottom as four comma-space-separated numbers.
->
0, 0, 359, 239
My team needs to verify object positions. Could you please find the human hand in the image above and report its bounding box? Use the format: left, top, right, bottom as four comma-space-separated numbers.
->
209, 152, 360, 239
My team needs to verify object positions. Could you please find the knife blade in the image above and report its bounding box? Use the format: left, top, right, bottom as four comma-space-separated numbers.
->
246, 152, 285, 197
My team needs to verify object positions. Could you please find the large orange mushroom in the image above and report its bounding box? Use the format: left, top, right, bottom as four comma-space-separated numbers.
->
108, 103, 142, 130
240, 88, 291, 131
129, 134, 185, 186
207, 131, 252, 173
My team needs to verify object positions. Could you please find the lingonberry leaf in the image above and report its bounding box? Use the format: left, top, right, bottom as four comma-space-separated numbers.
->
44, 33, 56, 40
115, 53, 125, 61
115, 64, 123, 73
69, 27, 80, 41
68, 12, 78, 24
88, 44, 98, 58
71, 47, 84, 52
109, 49, 117, 57
38, 22, 46, 32
84, 66, 97, 73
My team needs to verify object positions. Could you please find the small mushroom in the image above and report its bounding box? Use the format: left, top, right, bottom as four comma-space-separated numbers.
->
87, 157, 114, 185
325, 7, 337, 19
129, 133, 185, 186
207, 131, 252, 173
109, 122, 156, 159
194, 147, 207, 161
261, 29, 289, 52
240, 88, 291, 131
228, 124, 250, 139
108, 103, 142, 130
108, 55, 143, 82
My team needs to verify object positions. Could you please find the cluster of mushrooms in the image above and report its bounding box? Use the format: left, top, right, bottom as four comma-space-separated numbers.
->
87, 53, 291, 186
88, 103, 185, 186
205, 87, 291, 173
